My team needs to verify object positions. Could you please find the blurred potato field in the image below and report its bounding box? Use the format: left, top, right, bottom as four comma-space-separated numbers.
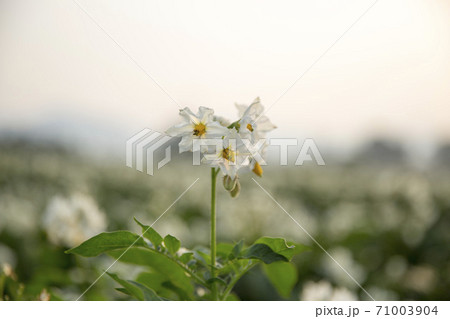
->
1, 138, 449, 301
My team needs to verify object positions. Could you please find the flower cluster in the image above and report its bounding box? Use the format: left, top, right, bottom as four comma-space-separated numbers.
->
166, 97, 276, 197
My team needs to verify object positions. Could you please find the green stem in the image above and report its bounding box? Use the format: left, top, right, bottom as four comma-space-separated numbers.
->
221, 262, 257, 301
210, 167, 218, 300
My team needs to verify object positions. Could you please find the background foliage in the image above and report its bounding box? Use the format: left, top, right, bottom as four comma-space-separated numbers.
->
0, 139, 449, 300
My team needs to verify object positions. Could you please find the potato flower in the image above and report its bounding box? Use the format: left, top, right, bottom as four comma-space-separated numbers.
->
235, 97, 276, 142
166, 99, 275, 193
234, 97, 276, 177
203, 128, 250, 180
166, 106, 229, 153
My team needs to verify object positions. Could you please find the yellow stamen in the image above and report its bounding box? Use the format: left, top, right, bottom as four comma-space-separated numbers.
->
193, 123, 206, 137
222, 147, 236, 163
252, 161, 263, 177
247, 123, 254, 132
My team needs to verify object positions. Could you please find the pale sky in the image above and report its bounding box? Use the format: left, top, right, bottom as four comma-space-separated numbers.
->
0, 0, 449, 156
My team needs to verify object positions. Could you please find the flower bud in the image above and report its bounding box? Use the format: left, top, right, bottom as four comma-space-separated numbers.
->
230, 179, 241, 198
223, 175, 236, 191
252, 161, 263, 177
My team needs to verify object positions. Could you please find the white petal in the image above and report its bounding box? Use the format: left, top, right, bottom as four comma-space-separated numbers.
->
242, 97, 263, 118
205, 122, 229, 137
198, 106, 214, 123
206, 153, 222, 166
256, 116, 276, 132
166, 123, 194, 136
235, 153, 251, 167
180, 107, 200, 125
218, 161, 236, 179
227, 165, 239, 179
235, 103, 247, 117
178, 135, 194, 153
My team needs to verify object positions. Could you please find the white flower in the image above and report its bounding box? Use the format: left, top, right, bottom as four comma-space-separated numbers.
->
42, 193, 107, 247
235, 97, 276, 142
166, 106, 229, 153
165, 101, 275, 183
0, 244, 16, 268
203, 128, 250, 179
300, 280, 358, 301
234, 97, 276, 177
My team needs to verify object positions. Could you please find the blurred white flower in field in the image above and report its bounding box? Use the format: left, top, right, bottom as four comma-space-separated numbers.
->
42, 193, 107, 247
300, 280, 357, 301
385, 255, 407, 281
166, 106, 228, 153
301, 281, 333, 301
196, 287, 206, 297
324, 202, 366, 240
365, 286, 397, 301
2, 263, 16, 279
0, 195, 36, 234
403, 265, 436, 293
330, 287, 358, 301
222, 185, 317, 242
0, 244, 17, 268
321, 247, 366, 288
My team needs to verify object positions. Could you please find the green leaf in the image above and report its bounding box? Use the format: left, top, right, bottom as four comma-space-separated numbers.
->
161, 281, 192, 301
108, 272, 141, 300
242, 244, 288, 264
135, 272, 192, 300
128, 281, 164, 301
194, 249, 211, 267
107, 272, 162, 301
133, 218, 163, 248
115, 287, 132, 296
108, 247, 194, 296
136, 272, 166, 291
263, 262, 298, 298
179, 252, 194, 264
216, 243, 234, 258
217, 259, 248, 276
65, 231, 146, 257
254, 237, 308, 261
135, 272, 176, 299
164, 235, 181, 254
229, 240, 244, 260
